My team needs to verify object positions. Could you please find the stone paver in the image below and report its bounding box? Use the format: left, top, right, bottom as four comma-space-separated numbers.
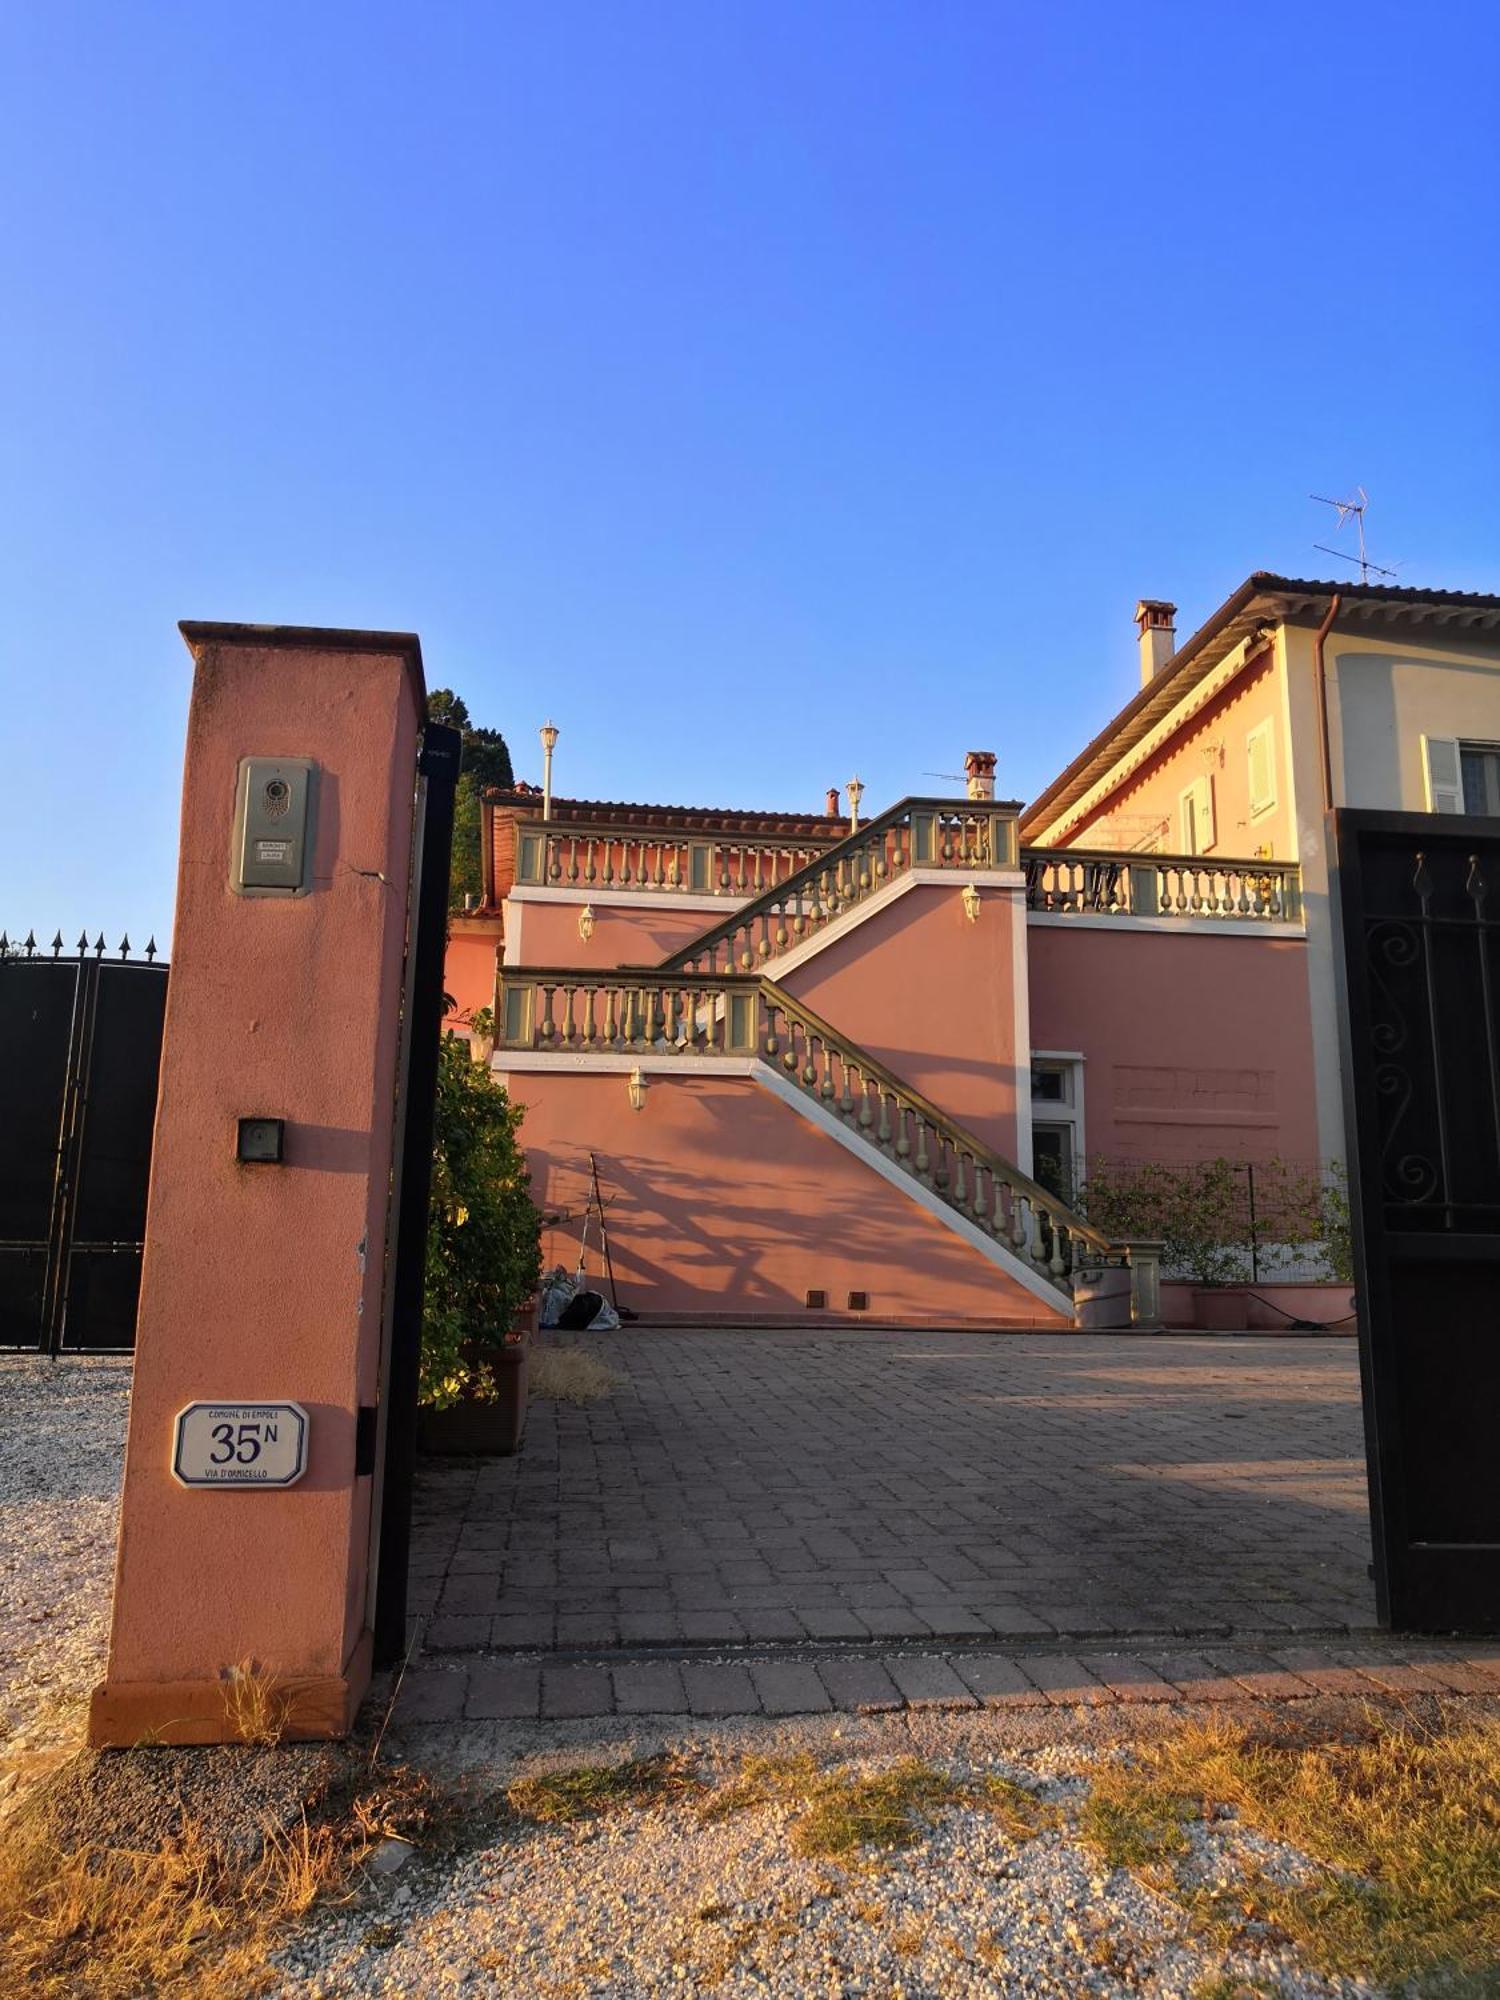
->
885, 1655, 978, 1709
750, 1661, 833, 1715
612, 1661, 688, 1714
815, 1657, 904, 1712
411, 1329, 1373, 1654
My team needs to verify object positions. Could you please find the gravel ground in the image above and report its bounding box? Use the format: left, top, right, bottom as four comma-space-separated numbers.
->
0, 1354, 130, 1809
271, 1710, 1386, 1999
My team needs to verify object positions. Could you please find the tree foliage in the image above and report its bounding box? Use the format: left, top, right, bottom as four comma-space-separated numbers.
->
426, 688, 515, 912
421, 1032, 542, 1408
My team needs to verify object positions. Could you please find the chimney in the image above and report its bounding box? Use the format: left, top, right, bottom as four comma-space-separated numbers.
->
825, 786, 842, 818
964, 750, 997, 801
1135, 600, 1177, 686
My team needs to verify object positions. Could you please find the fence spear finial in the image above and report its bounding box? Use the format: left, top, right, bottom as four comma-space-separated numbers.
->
77, 930, 89, 953
118, 934, 130, 959
144, 936, 158, 962
51, 931, 63, 956
93, 932, 106, 957
24, 931, 36, 956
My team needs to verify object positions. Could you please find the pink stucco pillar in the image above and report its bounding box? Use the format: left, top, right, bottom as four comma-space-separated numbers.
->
89, 623, 425, 1747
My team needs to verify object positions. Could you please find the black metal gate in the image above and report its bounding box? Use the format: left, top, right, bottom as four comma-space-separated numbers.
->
0, 934, 167, 1353
1332, 810, 1500, 1632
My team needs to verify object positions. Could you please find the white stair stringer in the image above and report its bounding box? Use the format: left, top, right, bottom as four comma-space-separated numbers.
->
750, 1059, 1074, 1320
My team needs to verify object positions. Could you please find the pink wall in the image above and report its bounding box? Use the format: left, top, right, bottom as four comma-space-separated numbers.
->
507, 893, 726, 970
445, 918, 501, 1027
507, 1067, 1066, 1326
1028, 924, 1320, 1165
93, 628, 422, 1744
1062, 652, 1297, 862
783, 882, 1022, 1158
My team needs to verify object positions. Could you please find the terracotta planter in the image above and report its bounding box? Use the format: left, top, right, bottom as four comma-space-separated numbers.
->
419, 1342, 528, 1455
1192, 1286, 1250, 1331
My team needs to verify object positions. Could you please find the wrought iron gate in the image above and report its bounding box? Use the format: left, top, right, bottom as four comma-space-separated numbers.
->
0, 933, 167, 1353
1332, 811, 1500, 1632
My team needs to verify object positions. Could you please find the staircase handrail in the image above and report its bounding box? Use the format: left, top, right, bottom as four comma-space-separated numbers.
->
660, 795, 1020, 974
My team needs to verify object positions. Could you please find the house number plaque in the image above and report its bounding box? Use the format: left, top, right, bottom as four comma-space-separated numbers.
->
171, 1402, 309, 1488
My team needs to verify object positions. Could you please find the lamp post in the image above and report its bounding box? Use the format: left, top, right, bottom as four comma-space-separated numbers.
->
847, 774, 864, 832
539, 720, 559, 822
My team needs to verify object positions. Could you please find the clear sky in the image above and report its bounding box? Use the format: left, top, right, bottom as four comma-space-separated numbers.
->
3, 1, 1497, 950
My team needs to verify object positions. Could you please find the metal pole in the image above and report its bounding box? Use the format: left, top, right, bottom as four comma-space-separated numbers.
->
373, 721, 461, 1668
1246, 1161, 1258, 1285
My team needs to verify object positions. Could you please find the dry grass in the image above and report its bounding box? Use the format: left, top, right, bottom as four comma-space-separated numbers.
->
506, 1751, 704, 1824
0, 1759, 456, 1997
220, 1661, 293, 1749
1083, 1708, 1500, 1991
706, 1752, 962, 1858
526, 1344, 624, 1405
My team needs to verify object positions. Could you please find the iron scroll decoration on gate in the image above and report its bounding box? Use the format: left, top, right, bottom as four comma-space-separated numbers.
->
1331, 809, 1500, 1634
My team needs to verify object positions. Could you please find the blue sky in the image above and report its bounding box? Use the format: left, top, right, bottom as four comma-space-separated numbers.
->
3, 1, 1498, 949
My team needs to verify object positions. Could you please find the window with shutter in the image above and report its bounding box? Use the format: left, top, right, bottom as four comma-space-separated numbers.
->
1178, 775, 1216, 853
1247, 722, 1276, 816
1421, 736, 1465, 814
1459, 742, 1500, 816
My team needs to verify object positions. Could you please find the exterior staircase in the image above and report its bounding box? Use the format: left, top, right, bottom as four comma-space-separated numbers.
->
496, 962, 1153, 1320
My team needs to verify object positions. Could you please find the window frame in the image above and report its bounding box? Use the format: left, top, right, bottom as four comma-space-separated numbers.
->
1246, 719, 1277, 819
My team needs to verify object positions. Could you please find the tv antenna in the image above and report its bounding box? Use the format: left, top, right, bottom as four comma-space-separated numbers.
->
1310, 488, 1399, 582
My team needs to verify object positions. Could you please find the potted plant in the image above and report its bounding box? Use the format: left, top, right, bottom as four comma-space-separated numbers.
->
1081, 1157, 1251, 1329
418, 1028, 543, 1455
467, 1004, 496, 1065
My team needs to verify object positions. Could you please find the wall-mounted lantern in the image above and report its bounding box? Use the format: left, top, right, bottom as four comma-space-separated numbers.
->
961, 882, 982, 924
626, 1066, 648, 1113
578, 903, 596, 944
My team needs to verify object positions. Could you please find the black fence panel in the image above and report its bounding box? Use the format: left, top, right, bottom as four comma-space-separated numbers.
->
1332, 811, 1500, 1632
0, 936, 166, 1353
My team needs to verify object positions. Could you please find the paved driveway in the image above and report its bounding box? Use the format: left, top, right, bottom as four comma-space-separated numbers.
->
411, 1330, 1374, 1652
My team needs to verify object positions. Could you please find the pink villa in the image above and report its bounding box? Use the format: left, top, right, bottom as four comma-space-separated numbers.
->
444, 573, 1500, 1331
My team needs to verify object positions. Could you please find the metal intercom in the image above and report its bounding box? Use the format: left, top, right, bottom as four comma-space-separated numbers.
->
231, 758, 316, 896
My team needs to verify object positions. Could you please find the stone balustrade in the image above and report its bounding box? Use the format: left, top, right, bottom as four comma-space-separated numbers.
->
1022, 848, 1301, 923
513, 821, 833, 898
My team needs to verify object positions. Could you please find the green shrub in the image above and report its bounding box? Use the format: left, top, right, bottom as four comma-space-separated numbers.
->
420, 1032, 542, 1409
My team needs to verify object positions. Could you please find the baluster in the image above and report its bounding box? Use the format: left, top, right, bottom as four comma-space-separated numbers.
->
539, 983, 557, 1044
1235, 869, 1251, 916
971, 1159, 988, 1226
664, 987, 680, 1045
601, 840, 616, 887
1268, 872, 1284, 918
581, 985, 598, 1048
757, 912, 772, 960
1049, 1217, 1068, 1280
858, 1074, 875, 1133
1188, 866, 1204, 914
736, 923, 755, 972
933, 1135, 950, 1190
798, 1026, 816, 1088
603, 983, 619, 1046
763, 1000, 782, 1060
894, 1103, 911, 1160
583, 837, 596, 885
940, 818, 954, 863
839, 1055, 856, 1118
546, 837, 562, 884
952, 1149, 967, 1205
1010, 1191, 1028, 1254
876, 1089, 892, 1151
560, 984, 577, 1043
652, 841, 666, 889
775, 900, 789, 950
914, 1116, 930, 1179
